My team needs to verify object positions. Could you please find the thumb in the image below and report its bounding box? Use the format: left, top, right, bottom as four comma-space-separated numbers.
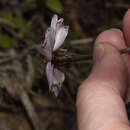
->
92, 38, 128, 96
77, 29, 129, 130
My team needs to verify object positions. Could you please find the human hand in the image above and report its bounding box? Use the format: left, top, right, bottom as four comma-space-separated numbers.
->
77, 9, 130, 130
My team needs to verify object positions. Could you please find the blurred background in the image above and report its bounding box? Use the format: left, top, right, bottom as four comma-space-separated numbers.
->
0, 0, 129, 130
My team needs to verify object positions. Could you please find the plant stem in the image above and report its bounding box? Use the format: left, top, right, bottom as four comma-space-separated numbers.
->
120, 47, 130, 54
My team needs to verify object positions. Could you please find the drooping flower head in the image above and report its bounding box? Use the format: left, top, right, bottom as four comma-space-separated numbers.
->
46, 62, 65, 96
41, 14, 69, 96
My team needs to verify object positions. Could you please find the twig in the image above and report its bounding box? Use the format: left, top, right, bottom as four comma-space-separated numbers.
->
70, 38, 94, 45
20, 90, 43, 130
0, 52, 10, 57
26, 55, 34, 87
62, 85, 76, 110
0, 17, 16, 28
0, 45, 40, 65
120, 47, 130, 54
106, 3, 130, 9
56, 54, 92, 66
0, 104, 74, 114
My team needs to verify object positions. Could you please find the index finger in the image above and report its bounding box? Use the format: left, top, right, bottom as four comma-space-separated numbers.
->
123, 9, 130, 47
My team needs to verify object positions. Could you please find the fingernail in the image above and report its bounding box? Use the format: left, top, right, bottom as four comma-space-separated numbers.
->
110, 28, 123, 37
94, 43, 105, 63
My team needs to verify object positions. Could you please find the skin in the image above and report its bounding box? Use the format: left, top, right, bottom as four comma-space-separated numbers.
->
77, 9, 130, 130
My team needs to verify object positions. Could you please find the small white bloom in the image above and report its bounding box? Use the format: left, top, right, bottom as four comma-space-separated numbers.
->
41, 14, 68, 96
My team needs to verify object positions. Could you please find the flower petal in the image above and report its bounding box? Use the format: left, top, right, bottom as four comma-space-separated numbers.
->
51, 14, 58, 30
41, 27, 55, 60
53, 26, 69, 51
46, 62, 53, 89
55, 18, 64, 32
53, 68, 65, 86
52, 68, 65, 96
45, 62, 65, 96
57, 18, 64, 23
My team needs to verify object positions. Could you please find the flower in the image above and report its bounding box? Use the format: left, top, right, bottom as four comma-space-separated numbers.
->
41, 14, 69, 96
41, 14, 69, 61
46, 62, 65, 96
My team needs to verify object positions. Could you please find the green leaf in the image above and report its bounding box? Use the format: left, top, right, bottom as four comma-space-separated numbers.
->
0, 34, 12, 48
1, 12, 14, 23
1, 12, 31, 39
16, 18, 32, 38
35, 73, 43, 79
45, 0, 63, 14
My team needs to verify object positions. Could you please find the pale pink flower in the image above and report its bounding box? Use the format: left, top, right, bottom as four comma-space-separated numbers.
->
46, 62, 65, 96
41, 14, 68, 96
41, 14, 69, 61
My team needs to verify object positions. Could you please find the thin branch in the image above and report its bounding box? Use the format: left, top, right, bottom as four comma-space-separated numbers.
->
26, 55, 34, 88
70, 38, 94, 45
0, 104, 74, 114
20, 90, 43, 130
106, 3, 130, 9
0, 45, 40, 65
120, 47, 130, 54
0, 17, 16, 28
